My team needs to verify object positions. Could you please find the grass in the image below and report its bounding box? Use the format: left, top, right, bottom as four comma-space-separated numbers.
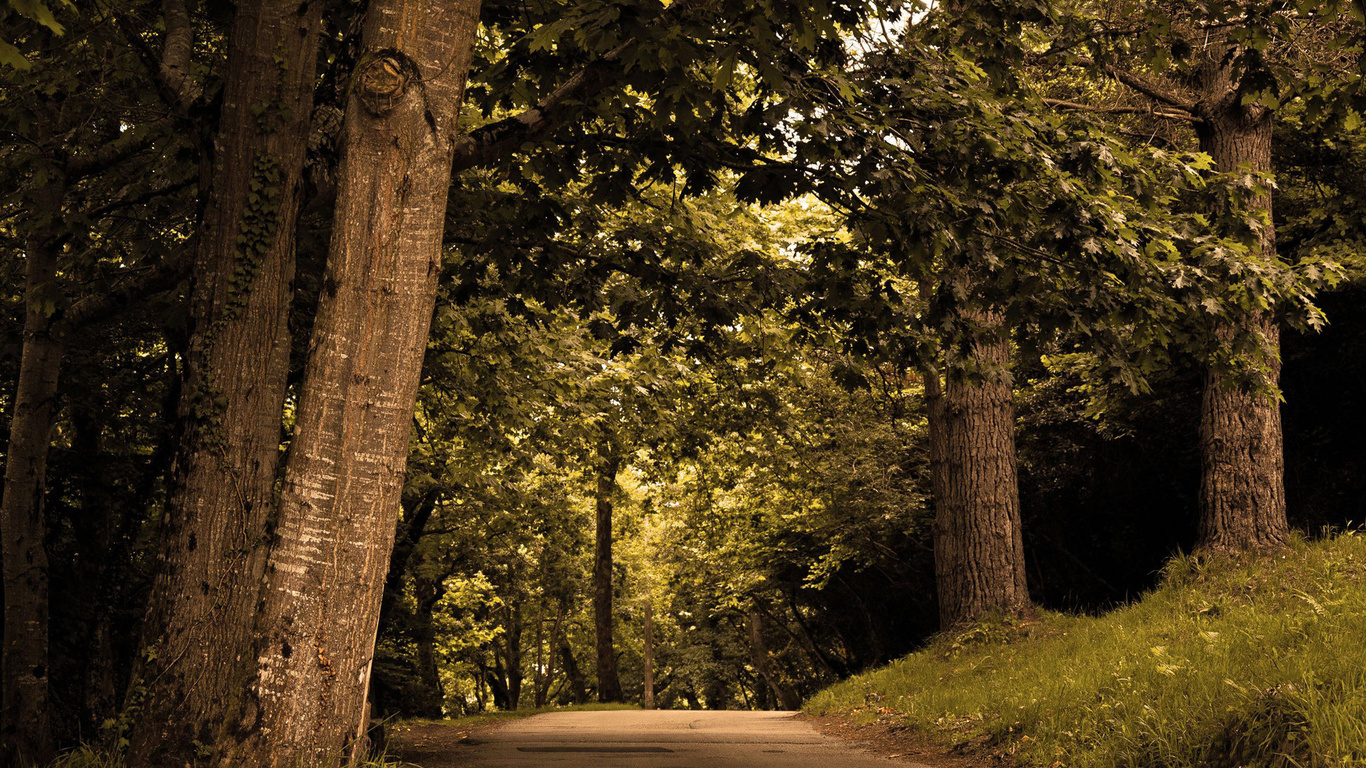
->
395, 701, 639, 730
806, 532, 1366, 768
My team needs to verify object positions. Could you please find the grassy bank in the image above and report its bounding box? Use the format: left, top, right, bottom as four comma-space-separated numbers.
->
806, 533, 1366, 768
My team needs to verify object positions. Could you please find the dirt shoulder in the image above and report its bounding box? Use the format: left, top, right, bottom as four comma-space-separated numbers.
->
804, 713, 1009, 767
384, 718, 504, 767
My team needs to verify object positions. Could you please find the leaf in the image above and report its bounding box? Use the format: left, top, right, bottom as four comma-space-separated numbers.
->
0, 38, 31, 70
9, 0, 65, 34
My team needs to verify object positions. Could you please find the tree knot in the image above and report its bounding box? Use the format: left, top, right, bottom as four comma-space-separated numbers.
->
355, 49, 421, 115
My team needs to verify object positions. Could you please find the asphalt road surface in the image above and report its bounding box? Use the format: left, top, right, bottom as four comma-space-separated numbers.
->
447, 709, 929, 767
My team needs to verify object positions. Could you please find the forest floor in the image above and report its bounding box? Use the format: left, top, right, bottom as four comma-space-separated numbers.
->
806, 532, 1366, 768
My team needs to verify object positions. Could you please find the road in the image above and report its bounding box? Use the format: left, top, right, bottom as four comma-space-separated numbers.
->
423, 709, 930, 768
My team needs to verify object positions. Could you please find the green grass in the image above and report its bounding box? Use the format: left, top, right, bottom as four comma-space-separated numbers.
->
395, 701, 639, 730
806, 532, 1366, 768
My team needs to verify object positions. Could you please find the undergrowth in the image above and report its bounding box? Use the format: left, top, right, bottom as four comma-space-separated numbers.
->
806, 532, 1366, 768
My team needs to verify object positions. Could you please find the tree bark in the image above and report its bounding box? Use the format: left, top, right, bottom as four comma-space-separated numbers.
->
0, 185, 63, 767
1192, 45, 1290, 554
593, 443, 624, 702
127, 0, 324, 761
220, 0, 481, 761
924, 314, 1033, 628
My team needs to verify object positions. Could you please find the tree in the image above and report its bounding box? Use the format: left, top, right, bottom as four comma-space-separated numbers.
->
1, 4, 194, 759
593, 435, 624, 702
126, 0, 325, 760
1191, 33, 1289, 552
218, 0, 482, 761
1038, 1, 1357, 552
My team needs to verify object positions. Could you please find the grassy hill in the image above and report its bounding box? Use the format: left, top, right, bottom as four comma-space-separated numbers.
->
806, 533, 1366, 768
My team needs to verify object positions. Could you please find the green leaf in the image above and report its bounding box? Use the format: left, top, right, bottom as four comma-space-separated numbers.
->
0, 38, 31, 70
9, 0, 66, 34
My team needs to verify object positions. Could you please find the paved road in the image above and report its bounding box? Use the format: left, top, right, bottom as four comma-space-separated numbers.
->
447, 709, 928, 767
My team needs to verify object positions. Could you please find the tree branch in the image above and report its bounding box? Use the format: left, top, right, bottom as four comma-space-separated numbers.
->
109, 9, 196, 118
57, 254, 190, 335
1041, 97, 1200, 124
1041, 54, 1199, 113
65, 128, 161, 179
158, 0, 200, 113
1105, 64, 1198, 113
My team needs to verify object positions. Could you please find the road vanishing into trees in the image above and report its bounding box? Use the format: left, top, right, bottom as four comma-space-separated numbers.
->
410, 710, 925, 768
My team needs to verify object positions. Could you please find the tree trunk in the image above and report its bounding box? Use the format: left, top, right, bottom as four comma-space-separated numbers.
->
924, 315, 1033, 628
643, 597, 655, 710
506, 602, 524, 710
1193, 47, 1290, 554
220, 0, 481, 761
533, 593, 545, 708
746, 607, 801, 711
486, 656, 511, 711
414, 577, 445, 718
560, 640, 589, 705
593, 444, 623, 702
535, 601, 564, 708
0, 186, 63, 766
128, 0, 324, 762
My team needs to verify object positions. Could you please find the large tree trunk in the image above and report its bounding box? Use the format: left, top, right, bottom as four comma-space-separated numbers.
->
924, 314, 1032, 628
127, 0, 324, 762
220, 0, 481, 761
0, 186, 63, 766
593, 444, 624, 702
1193, 48, 1289, 554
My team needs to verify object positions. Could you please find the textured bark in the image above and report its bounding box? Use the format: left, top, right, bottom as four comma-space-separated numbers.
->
0, 186, 63, 767
221, 0, 481, 761
593, 446, 624, 702
924, 315, 1033, 628
1192, 45, 1289, 554
127, 0, 323, 761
